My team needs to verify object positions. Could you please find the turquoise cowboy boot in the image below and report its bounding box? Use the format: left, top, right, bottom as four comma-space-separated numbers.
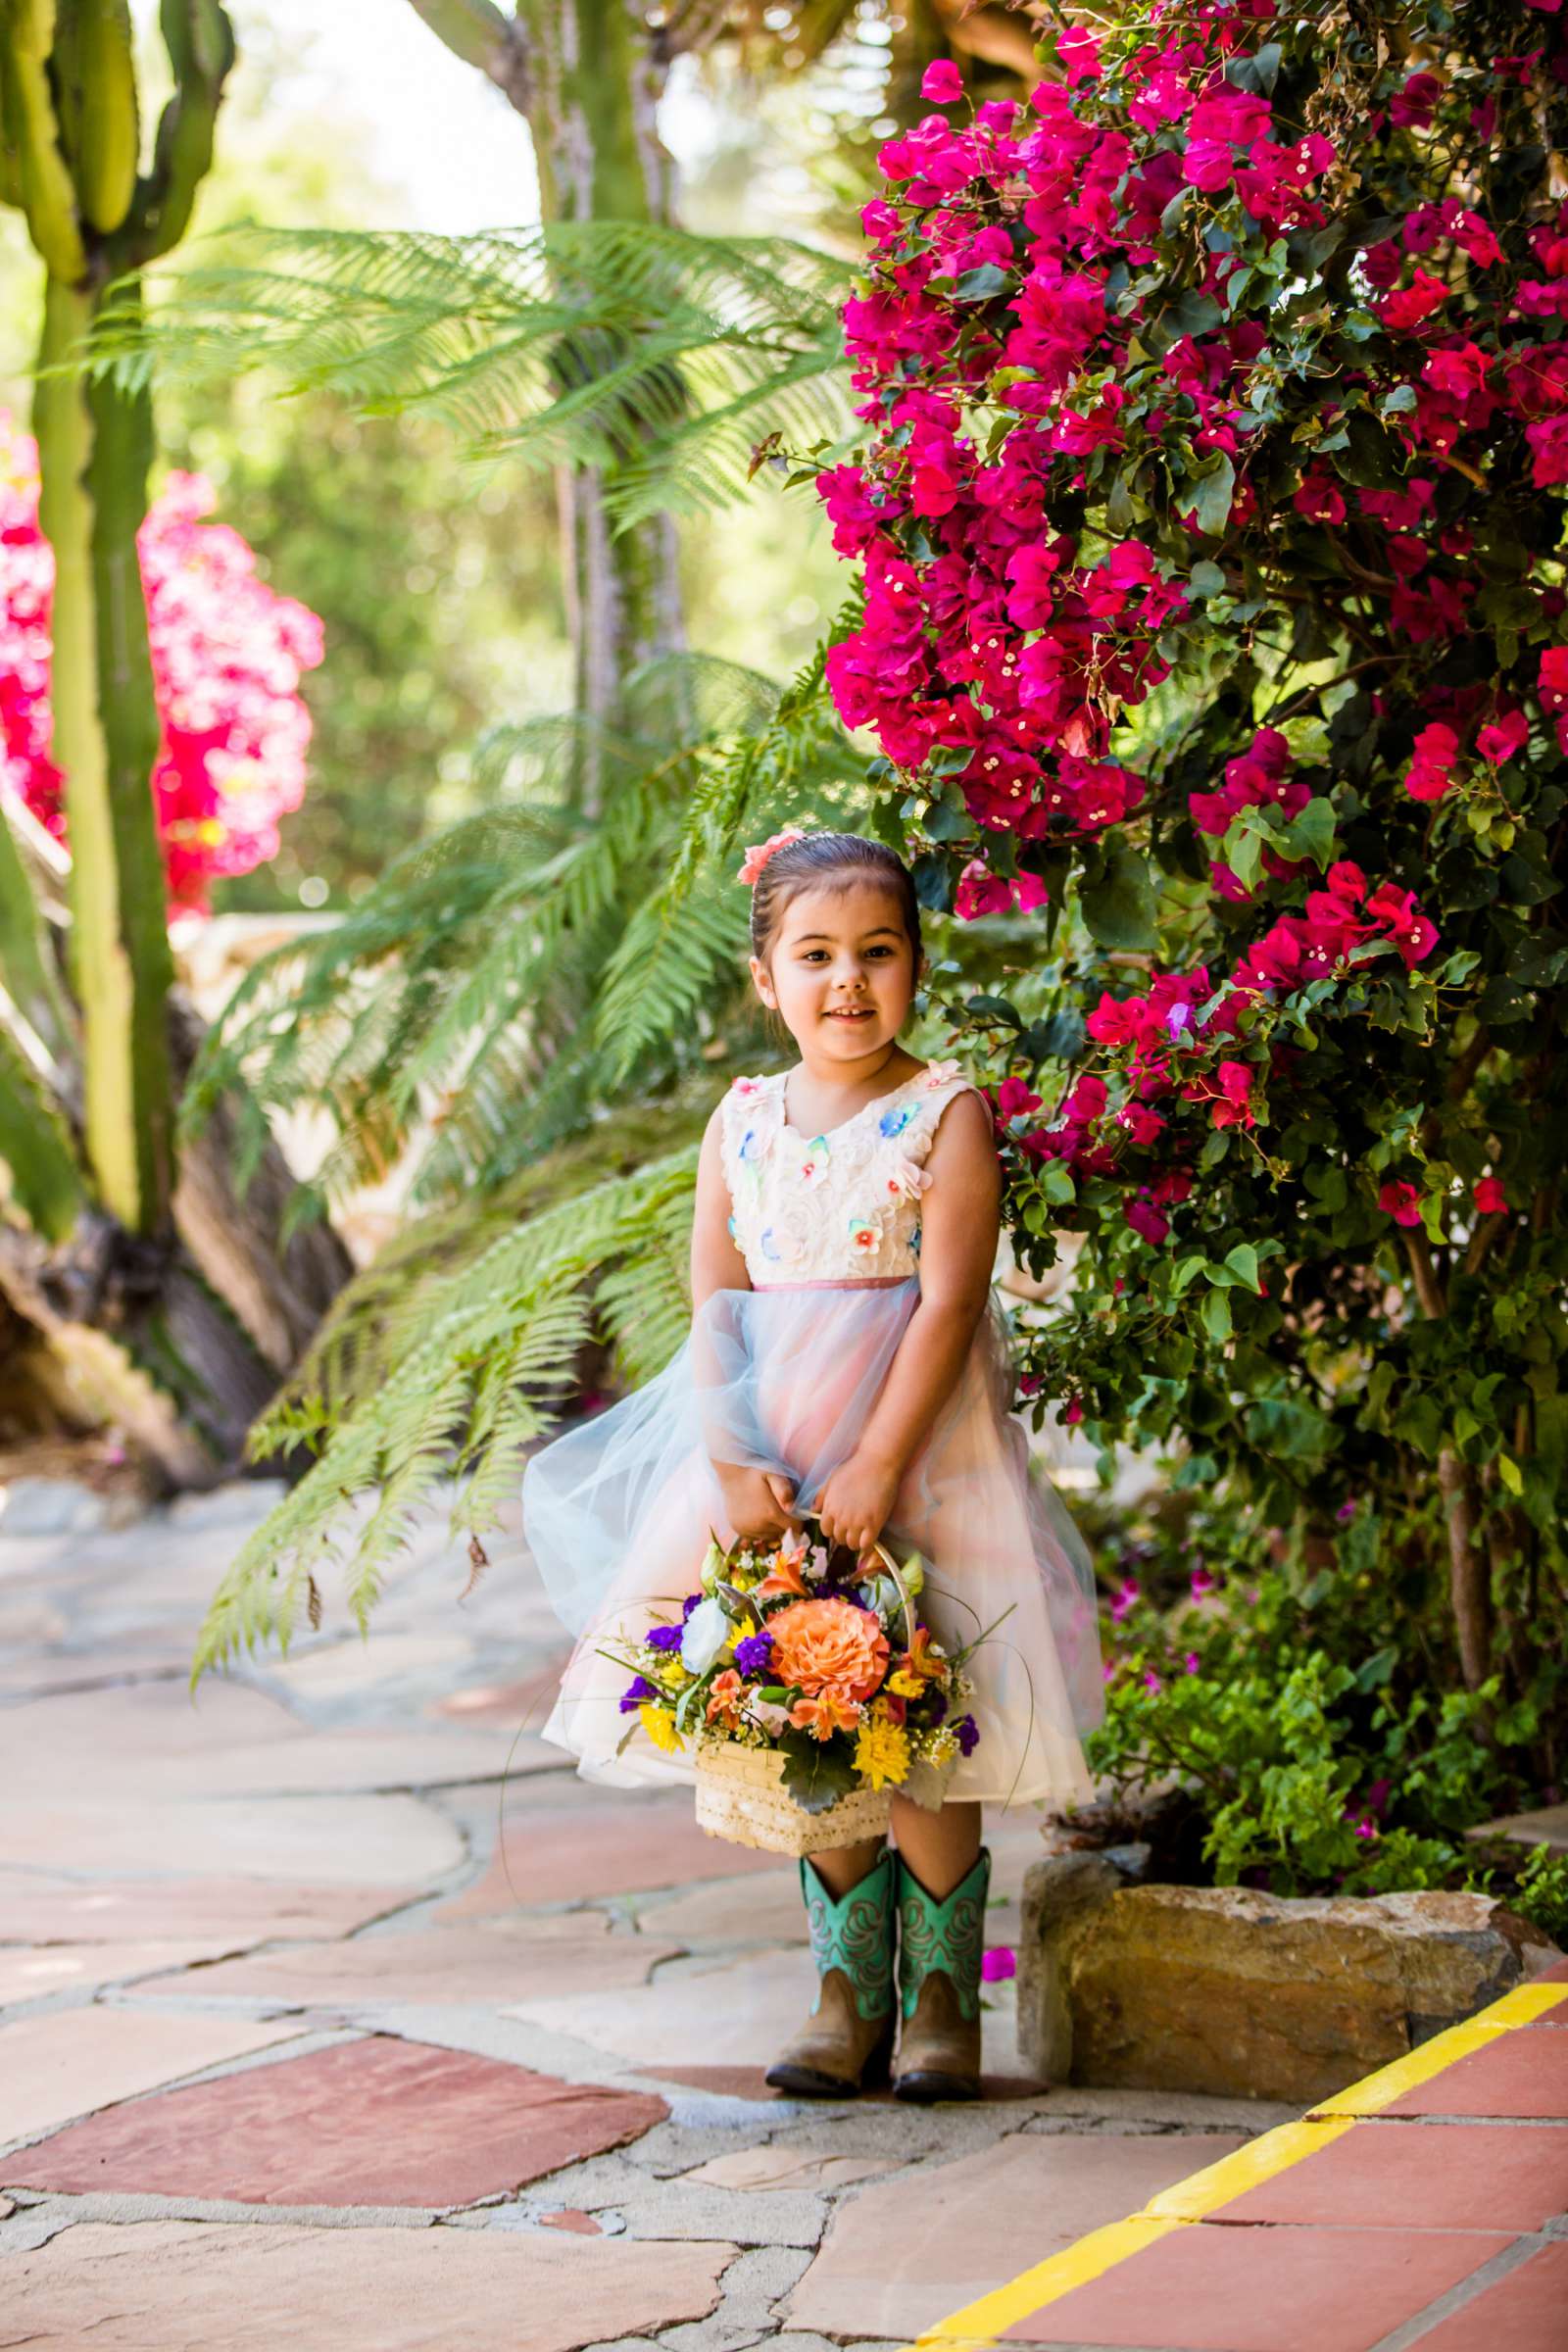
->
764, 1845, 897, 2096
893, 1847, 990, 2102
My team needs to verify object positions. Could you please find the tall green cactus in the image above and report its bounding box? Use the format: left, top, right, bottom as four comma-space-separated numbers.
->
0, 0, 234, 1235
0, 3, 313, 1483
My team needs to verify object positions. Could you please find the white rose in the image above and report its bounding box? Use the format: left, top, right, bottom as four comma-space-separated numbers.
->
680, 1595, 732, 1675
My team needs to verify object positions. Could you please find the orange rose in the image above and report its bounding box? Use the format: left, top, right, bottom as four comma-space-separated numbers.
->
768, 1595, 889, 1703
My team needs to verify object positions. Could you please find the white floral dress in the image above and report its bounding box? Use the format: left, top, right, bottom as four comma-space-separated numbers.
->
720, 1058, 968, 1282
524, 1058, 1101, 1808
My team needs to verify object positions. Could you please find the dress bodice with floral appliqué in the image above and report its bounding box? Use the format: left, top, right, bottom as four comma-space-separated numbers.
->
718, 1059, 982, 1284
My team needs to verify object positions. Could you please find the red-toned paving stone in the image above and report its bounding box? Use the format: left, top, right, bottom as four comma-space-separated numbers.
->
1377, 2024, 1568, 2118
1407, 2241, 1568, 2352
438, 1788, 782, 1914
1208, 2119, 1568, 2234
3, 2034, 667, 2209
2, 2219, 734, 2352
1531, 1956, 1568, 1982
999, 2222, 1513, 2352
0, 1872, 419, 1945
537, 2208, 604, 2235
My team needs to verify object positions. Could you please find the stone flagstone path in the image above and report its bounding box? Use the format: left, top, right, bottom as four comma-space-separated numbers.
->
0, 1475, 1300, 2350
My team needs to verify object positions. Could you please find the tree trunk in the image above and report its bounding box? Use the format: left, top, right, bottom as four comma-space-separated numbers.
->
0, 983, 356, 1491
526, 0, 685, 806
1438, 1447, 1494, 1692
410, 0, 687, 810
1403, 1230, 1494, 1689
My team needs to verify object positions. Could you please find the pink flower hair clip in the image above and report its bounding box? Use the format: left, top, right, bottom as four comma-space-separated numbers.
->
736, 825, 808, 886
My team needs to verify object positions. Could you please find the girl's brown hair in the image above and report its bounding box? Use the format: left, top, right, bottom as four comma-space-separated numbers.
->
748, 830, 923, 968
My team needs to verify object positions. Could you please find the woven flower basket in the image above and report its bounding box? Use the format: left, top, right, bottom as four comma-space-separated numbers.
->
692, 1531, 915, 1856
694, 1738, 893, 1855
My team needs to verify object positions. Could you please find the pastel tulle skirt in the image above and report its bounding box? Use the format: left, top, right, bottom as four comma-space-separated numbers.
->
521, 1277, 1102, 1811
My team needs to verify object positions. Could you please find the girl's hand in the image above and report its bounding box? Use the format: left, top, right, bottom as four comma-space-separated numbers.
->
714, 1462, 801, 1544
816, 1450, 902, 1556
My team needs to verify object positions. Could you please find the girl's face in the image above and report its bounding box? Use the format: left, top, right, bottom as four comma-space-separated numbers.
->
750, 879, 919, 1064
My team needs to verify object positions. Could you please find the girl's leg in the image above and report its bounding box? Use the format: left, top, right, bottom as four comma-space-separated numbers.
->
888, 1794, 981, 1893
888, 1796, 988, 2102
804, 1834, 885, 1898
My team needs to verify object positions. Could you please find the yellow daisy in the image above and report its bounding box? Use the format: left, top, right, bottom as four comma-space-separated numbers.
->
639, 1702, 685, 1753
854, 1717, 910, 1790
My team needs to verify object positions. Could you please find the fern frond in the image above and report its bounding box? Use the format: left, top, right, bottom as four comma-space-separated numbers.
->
90, 220, 854, 528
192, 1143, 703, 1678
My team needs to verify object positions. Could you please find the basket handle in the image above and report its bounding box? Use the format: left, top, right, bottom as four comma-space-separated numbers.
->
797, 1508, 916, 1655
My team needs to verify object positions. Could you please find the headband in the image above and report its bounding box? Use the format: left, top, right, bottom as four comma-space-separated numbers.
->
735, 824, 808, 887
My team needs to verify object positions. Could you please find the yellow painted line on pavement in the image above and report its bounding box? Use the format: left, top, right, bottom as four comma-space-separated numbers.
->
903, 1975, 1568, 2350
1311, 1980, 1568, 2118
914, 2214, 1179, 2347
1140, 2112, 1355, 2219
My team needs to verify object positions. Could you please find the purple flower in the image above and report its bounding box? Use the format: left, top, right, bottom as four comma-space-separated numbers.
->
1336, 1496, 1358, 1523
645, 1624, 684, 1652
681, 1592, 703, 1621
618, 1675, 657, 1714
1110, 1580, 1140, 1624
1144, 1669, 1163, 1693
1184, 1651, 1200, 1675
980, 1945, 1016, 1983
954, 1713, 980, 1756
733, 1631, 773, 1678
1190, 1566, 1216, 1601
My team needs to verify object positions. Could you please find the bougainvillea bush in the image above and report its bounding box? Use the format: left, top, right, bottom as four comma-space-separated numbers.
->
817, 0, 1568, 1783
0, 412, 322, 915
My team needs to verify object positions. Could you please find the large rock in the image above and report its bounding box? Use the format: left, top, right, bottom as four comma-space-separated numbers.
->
1469, 1800, 1568, 1852
1017, 1865, 1564, 2105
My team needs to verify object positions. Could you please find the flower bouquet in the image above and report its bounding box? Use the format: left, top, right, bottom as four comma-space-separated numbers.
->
605, 1515, 994, 1855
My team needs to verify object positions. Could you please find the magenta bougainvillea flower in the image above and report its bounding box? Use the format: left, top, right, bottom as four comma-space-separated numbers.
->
1, 414, 322, 915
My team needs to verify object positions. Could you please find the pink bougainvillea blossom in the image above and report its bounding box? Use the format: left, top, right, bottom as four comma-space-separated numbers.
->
1378, 1181, 1424, 1227
1, 416, 322, 916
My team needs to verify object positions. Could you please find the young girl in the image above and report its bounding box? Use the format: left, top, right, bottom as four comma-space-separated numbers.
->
522, 827, 1102, 2102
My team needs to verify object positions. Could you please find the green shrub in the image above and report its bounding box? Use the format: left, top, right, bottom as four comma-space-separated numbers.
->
1085, 1490, 1568, 1939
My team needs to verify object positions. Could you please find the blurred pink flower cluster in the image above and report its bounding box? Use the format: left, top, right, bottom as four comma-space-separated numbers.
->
1, 414, 323, 915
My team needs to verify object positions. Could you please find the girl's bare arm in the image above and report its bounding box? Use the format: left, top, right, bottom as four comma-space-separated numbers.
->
691, 1102, 752, 1309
